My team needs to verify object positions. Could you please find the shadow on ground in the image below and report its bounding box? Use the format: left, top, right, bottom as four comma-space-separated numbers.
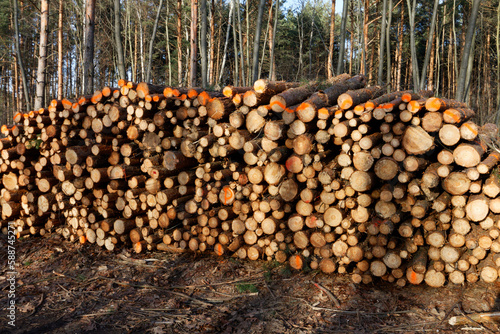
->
1, 234, 500, 333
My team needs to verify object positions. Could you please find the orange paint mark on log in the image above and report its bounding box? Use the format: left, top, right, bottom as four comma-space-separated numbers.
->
153, 95, 160, 102
216, 244, 224, 256
79, 235, 86, 244
354, 105, 365, 113
145, 95, 153, 102
318, 107, 329, 117
1, 124, 8, 135
463, 123, 478, 136
444, 110, 461, 123
102, 87, 111, 97
198, 91, 210, 105
62, 99, 73, 109
117, 78, 126, 87
232, 94, 242, 105
13, 112, 23, 123
408, 100, 421, 113
365, 101, 375, 110
222, 186, 234, 205
296, 102, 307, 111
401, 93, 412, 103
425, 97, 442, 111
334, 110, 343, 117
222, 86, 233, 98
294, 255, 301, 269
163, 87, 173, 98
188, 89, 199, 99
91, 91, 102, 104
126, 81, 134, 88
78, 96, 87, 105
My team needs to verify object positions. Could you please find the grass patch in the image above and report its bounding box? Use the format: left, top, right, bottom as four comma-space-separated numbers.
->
236, 283, 258, 294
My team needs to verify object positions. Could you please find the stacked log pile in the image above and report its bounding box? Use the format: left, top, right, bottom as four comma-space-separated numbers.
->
2, 74, 500, 287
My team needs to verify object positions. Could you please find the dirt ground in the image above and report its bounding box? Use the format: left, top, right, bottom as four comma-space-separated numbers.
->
1, 234, 500, 334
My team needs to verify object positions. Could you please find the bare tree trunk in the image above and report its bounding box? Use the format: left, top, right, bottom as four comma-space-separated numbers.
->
177, 0, 183, 85
190, 0, 198, 87
361, 0, 369, 75
337, 0, 348, 74
455, 0, 480, 102
34, 0, 49, 110
252, 0, 266, 82
218, 0, 233, 84
200, 0, 207, 87
236, 0, 245, 84
209, 0, 215, 85
57, 0, 63, 100
146, 0, 163, 83
377, 0, 386, 86
268, 0, 279, 81
232, 1, 239, 84
497, 1, 500, 110
308, 1, 316, 78
165, 7, 172, 86
385, 0, 392, 90
406, 0, 419, 90
83, 0, 96, 95
12, 0, 30, 111
327, 0, 336, 79
419, 0, 439, 91
114, 0, 126, 81
428, 25, 436, 91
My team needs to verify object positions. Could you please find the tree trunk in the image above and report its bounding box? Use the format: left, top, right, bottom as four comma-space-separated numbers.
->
13, 0, 30, 111
377, 0, 386, 86
218, 0, 233, 84
165, 6, 172, 85
456, 0, 480, 102
177, 0, 183, 85
146, 0, 163, 82
114, 0, 126, 81
337, 0, 348, 74
396, 2, 403, 90
327, 0, 336, 79
190, 0, 198, 87
57, 0, 64, 100
252, 0, 267, 82
419, 0, 439, 91
83, 0, 96, 95
385, 0, 392, 89
406, 0, 419, 90
268, 0, 279, 81
236, 0, 246, 85
200, 0, 207, 87
34, 0, 49, 110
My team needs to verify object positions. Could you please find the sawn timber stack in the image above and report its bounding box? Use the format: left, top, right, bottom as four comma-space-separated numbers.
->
2, 74, 500, 288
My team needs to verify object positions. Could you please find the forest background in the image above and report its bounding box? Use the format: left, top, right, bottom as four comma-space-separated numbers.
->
0, 0, 498, 128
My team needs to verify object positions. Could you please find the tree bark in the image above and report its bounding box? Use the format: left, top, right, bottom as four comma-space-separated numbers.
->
337, 0, 348, 74
83, 0, 96, 95
177, 0, 183, 85
327, 0, 336, 79
406, 0, 419, 89
200, 0, 207, 87
419, 0, 439, 91
57, 0, 64, 100
252, 0, 267, 82
34, 0, 49, 110
13, 0, 30, 111
190, 0, 198, 87
146, 0, 163, 82
377, 0, 386, 86
114, 0, 126, 81
455, 0, 480, 102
